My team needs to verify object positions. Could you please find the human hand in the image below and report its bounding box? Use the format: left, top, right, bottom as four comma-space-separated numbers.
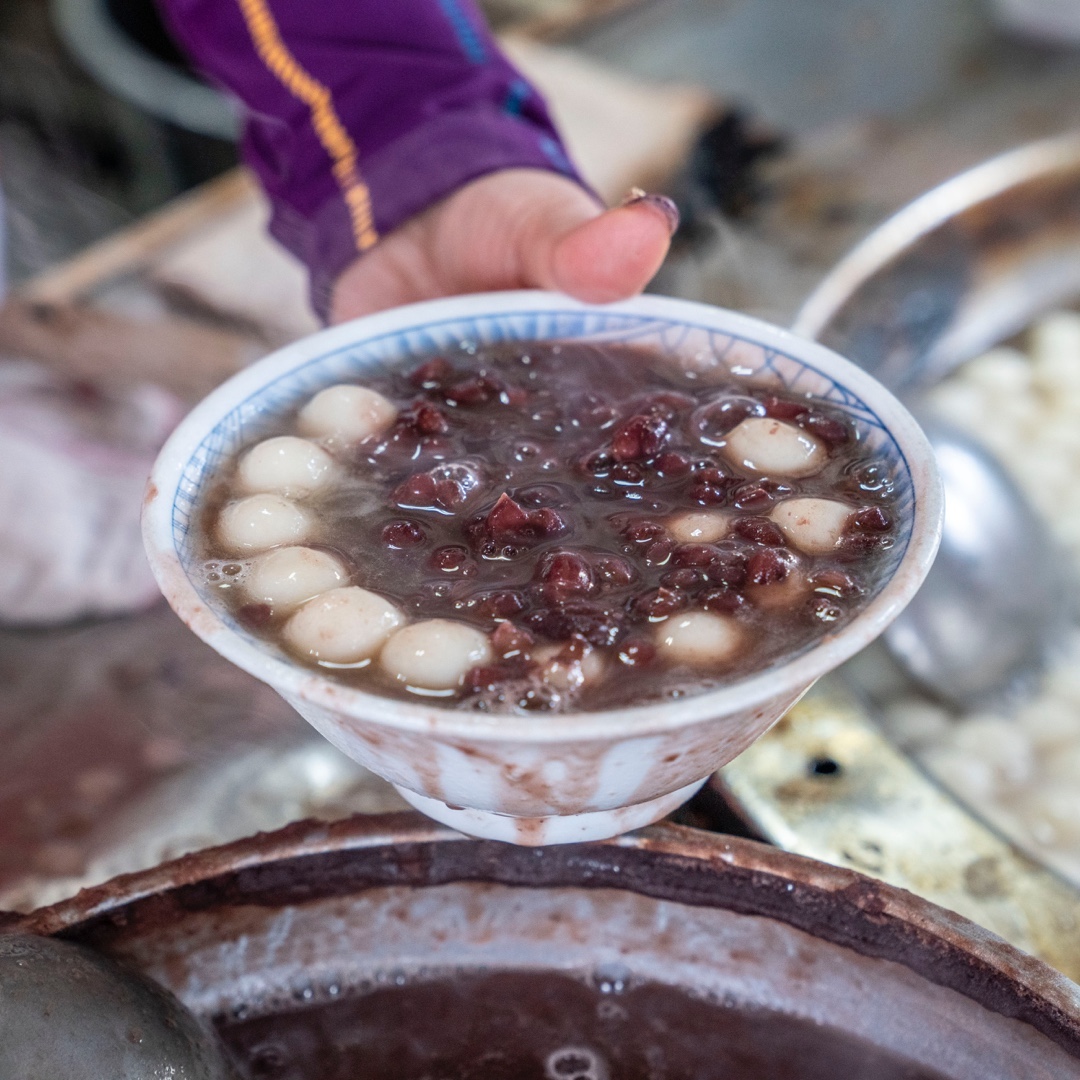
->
329, 169, 677, 322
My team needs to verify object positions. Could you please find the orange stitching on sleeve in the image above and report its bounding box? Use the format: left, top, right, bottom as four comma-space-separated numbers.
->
237, 0, 379, 251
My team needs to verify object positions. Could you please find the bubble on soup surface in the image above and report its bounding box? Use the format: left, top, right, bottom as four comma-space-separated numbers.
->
379, 618, 492, 690
297, 384, 397, 443
244, 546, 347, 608
721, 417, 826, 477
217, 494, 313, 553
667, 510, 729, 544
283, 586, 404, 664
655, 610, 743, 667
237, 435, 336, 496
771, 497, 853, 554
545, 1046, 608, 1080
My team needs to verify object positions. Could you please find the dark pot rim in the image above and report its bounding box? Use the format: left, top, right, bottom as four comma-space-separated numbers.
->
5, 812, 1080, 1060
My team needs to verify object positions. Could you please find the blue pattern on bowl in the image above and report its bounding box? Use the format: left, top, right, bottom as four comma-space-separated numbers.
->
172, 308, 913, 638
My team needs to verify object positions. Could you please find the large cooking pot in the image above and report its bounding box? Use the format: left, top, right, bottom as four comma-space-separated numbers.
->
6, 814, 1080, 1078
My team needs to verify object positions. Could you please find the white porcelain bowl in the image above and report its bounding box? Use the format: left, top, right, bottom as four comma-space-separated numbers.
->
143, 292, 942, 845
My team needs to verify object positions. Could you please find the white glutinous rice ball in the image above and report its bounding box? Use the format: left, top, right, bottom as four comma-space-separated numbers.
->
722, 417, 826, 477
379, 619, 492, 690
297, 384, 397, 444
237, 436, 336, 497
771, 498, 852, 554
283, 586, 404, 664
245, 546, 347, 609
667, 510, 729, 544
217, 494, 312, 553
655, 610, 743, 668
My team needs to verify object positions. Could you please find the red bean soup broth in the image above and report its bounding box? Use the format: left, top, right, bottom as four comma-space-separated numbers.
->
194, 340, 902, 714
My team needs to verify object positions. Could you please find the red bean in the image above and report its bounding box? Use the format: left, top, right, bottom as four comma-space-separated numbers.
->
611, 414, 671, 462
701, 588, 746, 614
382, 520, 426, 548
706, 551, 749, 589
523, 603, 624, 647
660, 568, 703, 590
408, 356, 454, 389
634, 587, 688, 619
748, 548, 790, 585
536, 551, 596, 603
809, 568, 861, 598
491, 620, 533, 655
654, 451, 692, 477
593, 555, 636, 587
624, 520, 666, 543
479, 493, 568, 544
644, 538, 676, 566
688, 467, 735, 505
806, 413, 851, 446
852, 506, 892, 532
430, 546, 476, 576
732, 479, 793, 511
618, 640, 656, 667
733, 516, 786, 546
477, 590, 527, 621
760, 395, 809, 422
671, 543, 719, 568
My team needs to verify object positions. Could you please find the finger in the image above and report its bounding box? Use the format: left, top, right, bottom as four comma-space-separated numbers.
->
541, 194, 678, 303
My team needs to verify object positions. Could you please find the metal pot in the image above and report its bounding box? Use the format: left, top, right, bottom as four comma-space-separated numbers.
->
7, 813, 1080, 1078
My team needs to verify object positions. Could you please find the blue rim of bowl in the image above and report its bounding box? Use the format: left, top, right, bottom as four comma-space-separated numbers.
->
144, 292, 942, 743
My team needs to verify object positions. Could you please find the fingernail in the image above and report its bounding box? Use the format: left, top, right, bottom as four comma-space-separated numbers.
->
620, 189, 680, 235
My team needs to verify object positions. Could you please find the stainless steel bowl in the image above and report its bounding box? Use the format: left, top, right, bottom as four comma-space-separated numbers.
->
793, 131, 1080, 393
719, 132, 1080, 977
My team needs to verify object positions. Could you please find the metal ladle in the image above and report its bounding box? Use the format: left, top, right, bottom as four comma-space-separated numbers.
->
793, 133, 1080, 710
0, 933, 238, 1079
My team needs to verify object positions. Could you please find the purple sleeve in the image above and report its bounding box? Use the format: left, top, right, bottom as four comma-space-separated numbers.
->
155, 0, 586, 318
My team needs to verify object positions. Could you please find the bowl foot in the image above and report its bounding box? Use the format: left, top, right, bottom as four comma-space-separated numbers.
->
392, 779, 707, 845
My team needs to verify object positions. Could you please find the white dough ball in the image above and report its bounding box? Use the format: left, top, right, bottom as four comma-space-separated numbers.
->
654, 610, 743, 668
245, 546, 347, 609
217, 494, 312, 553
722, 417, 826, 477
379, 619, 491, 690
771, 497, 853, 554
237, 436, 335, 497
668, 510, 729, 544
297, 384, 397, 444
284, 586, 404, 664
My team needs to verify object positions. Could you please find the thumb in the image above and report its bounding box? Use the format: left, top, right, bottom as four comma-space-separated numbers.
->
530, 191, 679, 303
